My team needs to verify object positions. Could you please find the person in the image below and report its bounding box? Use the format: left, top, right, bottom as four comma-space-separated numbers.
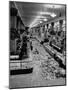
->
19, 31, 28, 60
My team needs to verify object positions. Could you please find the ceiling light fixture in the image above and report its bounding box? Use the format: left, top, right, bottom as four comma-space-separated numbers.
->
40, 21, 42, 23
43, 18, 47, 21
40, 11, 56, 18
44, 4, 62, 9
51, 13, 56, 17
50, 5, 56, 18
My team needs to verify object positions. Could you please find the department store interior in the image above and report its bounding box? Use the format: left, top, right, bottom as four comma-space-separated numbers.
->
9, 1, 66, 88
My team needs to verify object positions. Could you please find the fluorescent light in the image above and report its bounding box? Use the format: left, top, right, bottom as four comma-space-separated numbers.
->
51, 13, 56, 17
43, 18, 47, 21
44, 4, 63, 9
40, 11, 56, 18
40, 21, 42, 23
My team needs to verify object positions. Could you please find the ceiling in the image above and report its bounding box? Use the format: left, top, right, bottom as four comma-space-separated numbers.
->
14, 2, 66, 28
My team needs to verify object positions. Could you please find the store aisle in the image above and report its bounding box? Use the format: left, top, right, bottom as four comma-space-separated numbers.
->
10, 39, 65, 88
